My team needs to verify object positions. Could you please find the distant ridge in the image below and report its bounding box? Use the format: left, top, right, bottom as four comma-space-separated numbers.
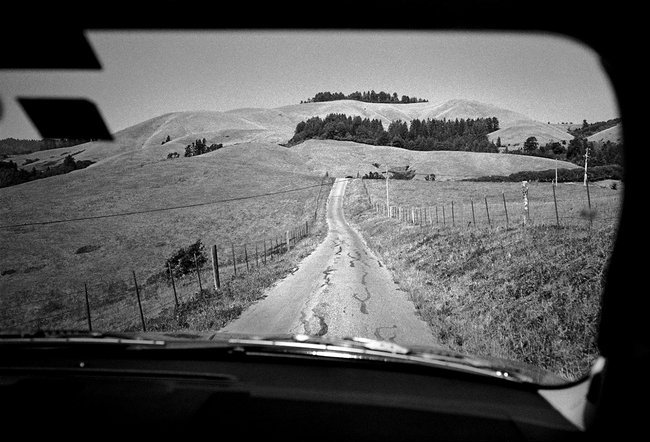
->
9, 98, 578, 171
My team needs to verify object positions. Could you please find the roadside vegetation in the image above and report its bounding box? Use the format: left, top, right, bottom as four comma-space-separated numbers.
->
145, 197, 331, 333
344, 178, 616, 380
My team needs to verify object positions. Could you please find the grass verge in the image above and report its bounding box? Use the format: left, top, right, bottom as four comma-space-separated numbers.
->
345, 178, 616, 381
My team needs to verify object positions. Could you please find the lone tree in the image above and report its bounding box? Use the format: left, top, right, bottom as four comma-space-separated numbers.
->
523, 136, 539, 154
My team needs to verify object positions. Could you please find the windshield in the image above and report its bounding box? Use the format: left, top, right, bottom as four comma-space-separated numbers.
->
0, 30, 622, 384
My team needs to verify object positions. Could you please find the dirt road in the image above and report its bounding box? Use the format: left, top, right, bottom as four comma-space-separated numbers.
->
220, 178, 436, 347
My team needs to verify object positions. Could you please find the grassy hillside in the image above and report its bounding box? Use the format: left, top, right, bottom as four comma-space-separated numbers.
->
0, 142, 329, 330
290, 139, 578, 180
343, 178, 616, 381
587, 123, 623, 145
488, 120, 574, 147
6, 99, 574, 172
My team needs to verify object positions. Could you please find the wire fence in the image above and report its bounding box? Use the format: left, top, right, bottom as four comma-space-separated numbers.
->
368, 180, 621, 230
1, 176, 335, 332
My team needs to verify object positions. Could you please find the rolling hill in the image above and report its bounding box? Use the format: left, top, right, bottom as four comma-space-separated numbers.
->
587, 123, 623, 145
290, 139, 577, 180
9, 98, 576, 173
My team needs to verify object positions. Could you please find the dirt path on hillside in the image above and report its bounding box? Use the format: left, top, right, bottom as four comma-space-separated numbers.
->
219, 178, 436, 347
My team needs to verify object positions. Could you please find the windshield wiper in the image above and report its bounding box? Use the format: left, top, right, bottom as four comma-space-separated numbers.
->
217, 334, 535, 383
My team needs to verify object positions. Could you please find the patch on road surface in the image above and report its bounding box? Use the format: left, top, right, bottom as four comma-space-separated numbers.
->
300, 302, 329, 337
375, 325, 398, 342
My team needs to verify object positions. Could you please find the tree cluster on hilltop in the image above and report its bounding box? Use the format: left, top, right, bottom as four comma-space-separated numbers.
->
184, 138, 223, 157
301, 90, 428, 104
568, 118, 621, 139
0, 137, 95, 157
511, 135, 623, 169
0, 155, 94, 188
288, 113, 500, 153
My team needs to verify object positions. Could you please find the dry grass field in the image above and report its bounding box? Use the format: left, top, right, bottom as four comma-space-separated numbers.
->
344, 178, 620, 380
291, 139, 578, 181
0, 141, 330, 330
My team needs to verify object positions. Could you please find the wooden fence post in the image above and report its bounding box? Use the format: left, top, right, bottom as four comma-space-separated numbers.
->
586, 179, 593, 228
231, 243, 237, 276
193, 253, 203, 293
255, 243, 259, 268
244, 244, 249, 272
263, 239, 267, 265
285, 231, 290, 252
167, 261, 179, 306
442, 205, 446, 226
470, 200, 476, 227
552, 183, 560, 227
211, 245, 220, 290
132, 271, 146, 332
451, 201, 455, 226
84, 282, 92, 332
502, 192, 509, 228
522, 181, 530, 226
485, 196, 491, 227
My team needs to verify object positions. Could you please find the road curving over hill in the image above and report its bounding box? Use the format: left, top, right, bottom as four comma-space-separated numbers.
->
220, 178, 437, 347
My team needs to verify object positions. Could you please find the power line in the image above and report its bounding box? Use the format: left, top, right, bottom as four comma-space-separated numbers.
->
0, 181, 330, 229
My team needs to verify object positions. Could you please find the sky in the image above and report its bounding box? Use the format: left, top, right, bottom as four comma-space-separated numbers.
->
0, 30, 619, 139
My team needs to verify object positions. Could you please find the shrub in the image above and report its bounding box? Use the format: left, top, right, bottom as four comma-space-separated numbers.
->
165, 240, 207, 279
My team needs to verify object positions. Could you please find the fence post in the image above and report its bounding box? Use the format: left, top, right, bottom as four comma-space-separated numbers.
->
84, 282, 92, 332
132, 271, 146, 332
231, 243, 237, 276
194, 253, 203, 293
306, 220, 309, 236
585, 179, 593, 229
451, 201, 455, 226
470, 200, 476, 227
167, 261, 179, 306
255, 243, 259, 268
522, 181, 530, 226
244, 244, 250, 272
442, 205, 446, 226
211, 245, 220, 290
285, 230, 290, 252
502, 192, 509, 229
263, 239, 267, 265
485, 196, 491, 227
552, 183, 560, 227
